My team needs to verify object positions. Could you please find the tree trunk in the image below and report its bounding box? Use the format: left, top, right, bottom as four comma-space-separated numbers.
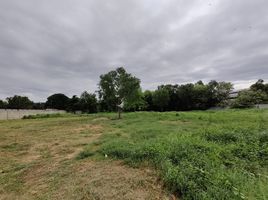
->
118, 107, 121, 119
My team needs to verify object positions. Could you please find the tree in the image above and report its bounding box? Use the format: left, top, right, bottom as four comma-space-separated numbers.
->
205, 80, 233, 107
250, 79, 266, 92
45, 93, 69, 110
79, 91, 98, 113
193, 82, 210, 110
152, 87, 170, 111
67, 95, 81, 112
98, 67, 141, 118
6, 95, 33, 109
33, 102, 45, 110
214, 82, 233, 107
0, 99, 7, 109
231, 90, 268, 108
143, 90, 154, 111
207, 80, 219, 107
176, 83, 195, 110
123, 89, 146, 111
158, 84, 180, 111
250, 79, 268, 95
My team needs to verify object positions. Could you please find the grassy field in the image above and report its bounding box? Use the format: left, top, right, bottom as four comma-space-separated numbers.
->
1, 109, 268, 200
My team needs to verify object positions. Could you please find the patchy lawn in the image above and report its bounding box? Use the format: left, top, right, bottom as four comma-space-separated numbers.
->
0, 115, 170, 200
1, 109, 268, 200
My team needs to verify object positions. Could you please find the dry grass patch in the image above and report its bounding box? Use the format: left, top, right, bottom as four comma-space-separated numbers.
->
0, 116, 172, 200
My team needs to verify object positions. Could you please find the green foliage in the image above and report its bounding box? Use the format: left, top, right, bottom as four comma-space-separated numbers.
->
22, 113, 66, 119
98, 67, 142, 111
76, 151, 95, 159
123, 89, 146, 111
6, 95, 34, 109
142, 90, 154, 111
46, 93, 69, 110
205, 131, 239, 143
79, 91, 98, 113
231, 79, 268, 108
32, 102, 45, 109
250, 79, 268, 94
0, 99, 7, 109
85, 110, 268, 200
3, 78, 267, 112
214, 82, 233, 107
66, 92, 98, 113
231, 90, 268, 108
143, 80, 233, 111
152, 87, 170, 111
67, 95, 81, 112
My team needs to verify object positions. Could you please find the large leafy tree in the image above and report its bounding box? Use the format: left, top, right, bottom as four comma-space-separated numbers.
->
79, 91, 98, 113
143, 90, 154, 111
251, 79, 268, 94
98, 67, 141, 117
207, 80, 233, 107
231, 90, 268, 108
0, 99, 7, 109
6, 95, 34, 109
67, 95, 81, 112
176, 83, 195, 110
158, 84, 180, 111
193, 81, 210, 110
152, 87, 170, 111
250, 79, 265, 92
45, 93, 69, 110
214, 82, 233, 107
232, 80, 268, 108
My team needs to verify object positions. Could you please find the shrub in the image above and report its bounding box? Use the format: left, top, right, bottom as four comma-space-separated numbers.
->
22, 113, 65, 119
205, 132, 239, 143
76, 151, 95, 159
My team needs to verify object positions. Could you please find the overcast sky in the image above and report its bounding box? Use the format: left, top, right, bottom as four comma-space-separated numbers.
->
0, 0, 268, 102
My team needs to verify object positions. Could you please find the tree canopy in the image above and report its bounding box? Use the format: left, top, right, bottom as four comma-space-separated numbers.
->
45, 93, 69, 110
98, 67, 142, 112
1, 68, 267, 112
79, 91, 98, 113
0, 99, 7, 109
6, 95, 33, 109
231, 80, 268, 108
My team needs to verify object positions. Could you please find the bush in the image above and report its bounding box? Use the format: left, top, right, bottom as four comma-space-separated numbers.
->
205, 131, 239, 143
76, 151, 95, 159
22, 113, 65, 119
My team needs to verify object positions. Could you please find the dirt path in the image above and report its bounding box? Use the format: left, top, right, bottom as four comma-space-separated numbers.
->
0, 117, 171, 200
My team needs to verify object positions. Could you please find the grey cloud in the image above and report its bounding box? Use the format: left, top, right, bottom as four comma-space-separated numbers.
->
0, 0, 268, 101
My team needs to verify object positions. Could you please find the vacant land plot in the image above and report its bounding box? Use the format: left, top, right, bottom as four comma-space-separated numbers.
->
1, 109, 268, 200
0, 115, 169, 200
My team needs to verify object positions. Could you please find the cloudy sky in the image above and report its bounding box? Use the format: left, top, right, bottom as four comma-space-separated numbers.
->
0, 0, 268, 102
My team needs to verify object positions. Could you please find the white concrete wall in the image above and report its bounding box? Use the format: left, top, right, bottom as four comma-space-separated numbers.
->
0, 109, 66, 120
255, 104, 268, 109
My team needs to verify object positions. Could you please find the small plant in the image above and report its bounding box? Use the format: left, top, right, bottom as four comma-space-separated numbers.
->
22, 113, 65, 119
76, 151, 95, 159
205, 132, 239, 143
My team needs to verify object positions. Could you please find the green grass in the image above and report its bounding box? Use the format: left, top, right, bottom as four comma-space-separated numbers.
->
79, 109, 268, 200
1, 109, 268, 199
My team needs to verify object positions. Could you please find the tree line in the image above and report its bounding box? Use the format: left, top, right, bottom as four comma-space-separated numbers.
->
1, 67, 268, 112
